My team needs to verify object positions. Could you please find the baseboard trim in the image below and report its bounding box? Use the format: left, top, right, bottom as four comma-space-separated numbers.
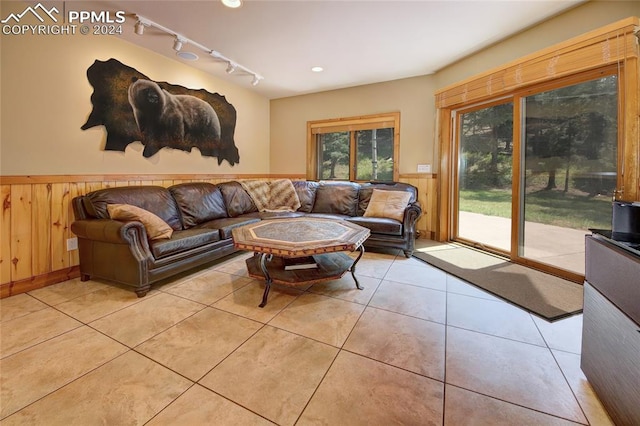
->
0, 267, 80, 299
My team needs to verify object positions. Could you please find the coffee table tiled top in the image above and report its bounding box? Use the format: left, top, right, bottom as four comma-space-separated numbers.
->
232, 218, 370, 257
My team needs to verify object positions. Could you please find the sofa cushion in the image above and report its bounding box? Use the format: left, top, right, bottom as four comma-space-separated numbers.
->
218, 181, 258, 217
169, 182, 227, 228
312, 181, 360, 216
195, 216, 261, 240
149, 228, 221, 259
358, 182, 418, 216
363, 189, 412, 222
107, 204, 174, 240
292, 180, 319, 213
347, 217, 403, 236
85, 186, 183, 231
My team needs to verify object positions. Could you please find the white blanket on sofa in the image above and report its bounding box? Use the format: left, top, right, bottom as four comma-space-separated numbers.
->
240, 179, 301, 212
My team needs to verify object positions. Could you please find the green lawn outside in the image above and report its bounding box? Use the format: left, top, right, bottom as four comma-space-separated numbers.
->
460, 189, 612, 230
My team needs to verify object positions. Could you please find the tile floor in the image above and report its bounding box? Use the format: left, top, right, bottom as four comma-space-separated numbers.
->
0, 241, 614, 425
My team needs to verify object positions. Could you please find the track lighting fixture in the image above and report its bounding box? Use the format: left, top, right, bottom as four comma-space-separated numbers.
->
134, 15, 264, 87
173, 37, 185, 52
134, 20, 145, 35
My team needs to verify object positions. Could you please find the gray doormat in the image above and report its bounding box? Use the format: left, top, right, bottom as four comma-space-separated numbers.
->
412, 244, 583, 321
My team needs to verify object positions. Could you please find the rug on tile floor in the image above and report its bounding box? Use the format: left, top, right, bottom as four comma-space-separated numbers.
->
412, 243, 583, 321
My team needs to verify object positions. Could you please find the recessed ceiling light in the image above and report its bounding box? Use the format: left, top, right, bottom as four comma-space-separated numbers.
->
221, 0, 242, 8
177, 51, 199, 61
311, 66, 324, 72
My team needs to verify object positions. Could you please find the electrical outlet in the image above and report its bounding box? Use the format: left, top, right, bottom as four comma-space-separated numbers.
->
417, 164, 431, 173
66, 237, 78, 251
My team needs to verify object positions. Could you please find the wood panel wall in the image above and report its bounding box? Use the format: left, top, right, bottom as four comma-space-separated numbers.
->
0, 173, 436, 298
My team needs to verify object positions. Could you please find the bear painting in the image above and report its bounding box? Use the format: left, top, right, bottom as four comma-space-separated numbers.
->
128, 78, 222, 158
81, 58, 240, 166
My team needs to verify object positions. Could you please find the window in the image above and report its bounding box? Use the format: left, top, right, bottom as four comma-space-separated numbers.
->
307, 112, 400, 181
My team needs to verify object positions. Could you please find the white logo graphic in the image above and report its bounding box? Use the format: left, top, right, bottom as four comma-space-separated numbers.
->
1, 3, 59, 24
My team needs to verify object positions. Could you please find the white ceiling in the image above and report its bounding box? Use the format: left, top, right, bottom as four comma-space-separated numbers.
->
96, 0, 583, 99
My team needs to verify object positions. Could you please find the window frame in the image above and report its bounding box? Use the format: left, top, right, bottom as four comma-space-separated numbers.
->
307, 112, 400, 182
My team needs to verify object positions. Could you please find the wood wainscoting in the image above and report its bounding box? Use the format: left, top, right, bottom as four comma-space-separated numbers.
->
0, 173, 437, 298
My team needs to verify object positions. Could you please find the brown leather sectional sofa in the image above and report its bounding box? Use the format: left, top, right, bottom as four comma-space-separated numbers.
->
71, 180, 422, 296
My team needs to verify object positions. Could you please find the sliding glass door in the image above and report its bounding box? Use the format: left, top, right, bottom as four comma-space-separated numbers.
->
454, 71, 618, 278
457, 101, 513, 253
519, 75, 618, 274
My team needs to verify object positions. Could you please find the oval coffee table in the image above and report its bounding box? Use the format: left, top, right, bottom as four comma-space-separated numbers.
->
232, 218, 370, 307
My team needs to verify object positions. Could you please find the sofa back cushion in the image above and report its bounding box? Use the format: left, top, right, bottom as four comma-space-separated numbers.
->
84, 186, 183, 231
169, 182, 228, 228
357, 182, 418, 216
292, 180, 319, 213
217, 181, 258, 217
311, 181, 360, 216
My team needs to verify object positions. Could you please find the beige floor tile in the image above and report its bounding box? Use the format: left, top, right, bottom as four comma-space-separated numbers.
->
383, 261, 447, 291
0, 293, 47, 322
533, 314, 583, 354
307, 274, 382, 304
297, 351, 444, 425
137, 307, 263, 381
269, 292, 365, 347
1, 307, 81, 358
200, 326, 338, 426
552, 350, 614, 426
344, 306, 445, 380
1, 351, 192, 425
447, 293, 546, 346
446, 326, 587, 423
0, 326, 127, 419
212, 280, 303, 323
446, 274, 501, 301
147, 384, 274, 425
212, 256, 251, 277
54, 284, 152, 323
444, 385, 583, 425
90, 292, 205, 347
28, 277, 105, 305
164, 270, 253, 305
369, 280, 446, 324
348, 256, 393, 279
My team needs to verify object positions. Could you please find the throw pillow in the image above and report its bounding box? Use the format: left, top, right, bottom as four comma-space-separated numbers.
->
363, 189, 412, 222
107, 204, 173, 240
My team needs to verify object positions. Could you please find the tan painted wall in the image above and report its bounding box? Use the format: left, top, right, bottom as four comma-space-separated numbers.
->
434, 0, 640, 89
0, 14, 270, 176
270, 75, 437, 176
270, 1, 640, 175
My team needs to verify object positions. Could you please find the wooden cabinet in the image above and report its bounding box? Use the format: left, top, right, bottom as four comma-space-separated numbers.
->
581, 235, 640, 426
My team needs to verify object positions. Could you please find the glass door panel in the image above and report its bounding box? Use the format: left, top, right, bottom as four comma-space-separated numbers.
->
457, 102, 514, 252
521, 75, 618, 275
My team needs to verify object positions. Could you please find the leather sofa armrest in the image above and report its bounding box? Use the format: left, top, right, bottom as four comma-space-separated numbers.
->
403, 201, 422, 229
71, 219, 152, 257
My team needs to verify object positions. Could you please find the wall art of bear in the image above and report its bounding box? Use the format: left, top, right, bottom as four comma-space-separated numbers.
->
81, 58, 240, 166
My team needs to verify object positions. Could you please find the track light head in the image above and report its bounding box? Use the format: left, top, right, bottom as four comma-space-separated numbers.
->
226, 62, 237, 74
134, 20, 145, 35
251, 75, 263, 86
173, 37, 185, 52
